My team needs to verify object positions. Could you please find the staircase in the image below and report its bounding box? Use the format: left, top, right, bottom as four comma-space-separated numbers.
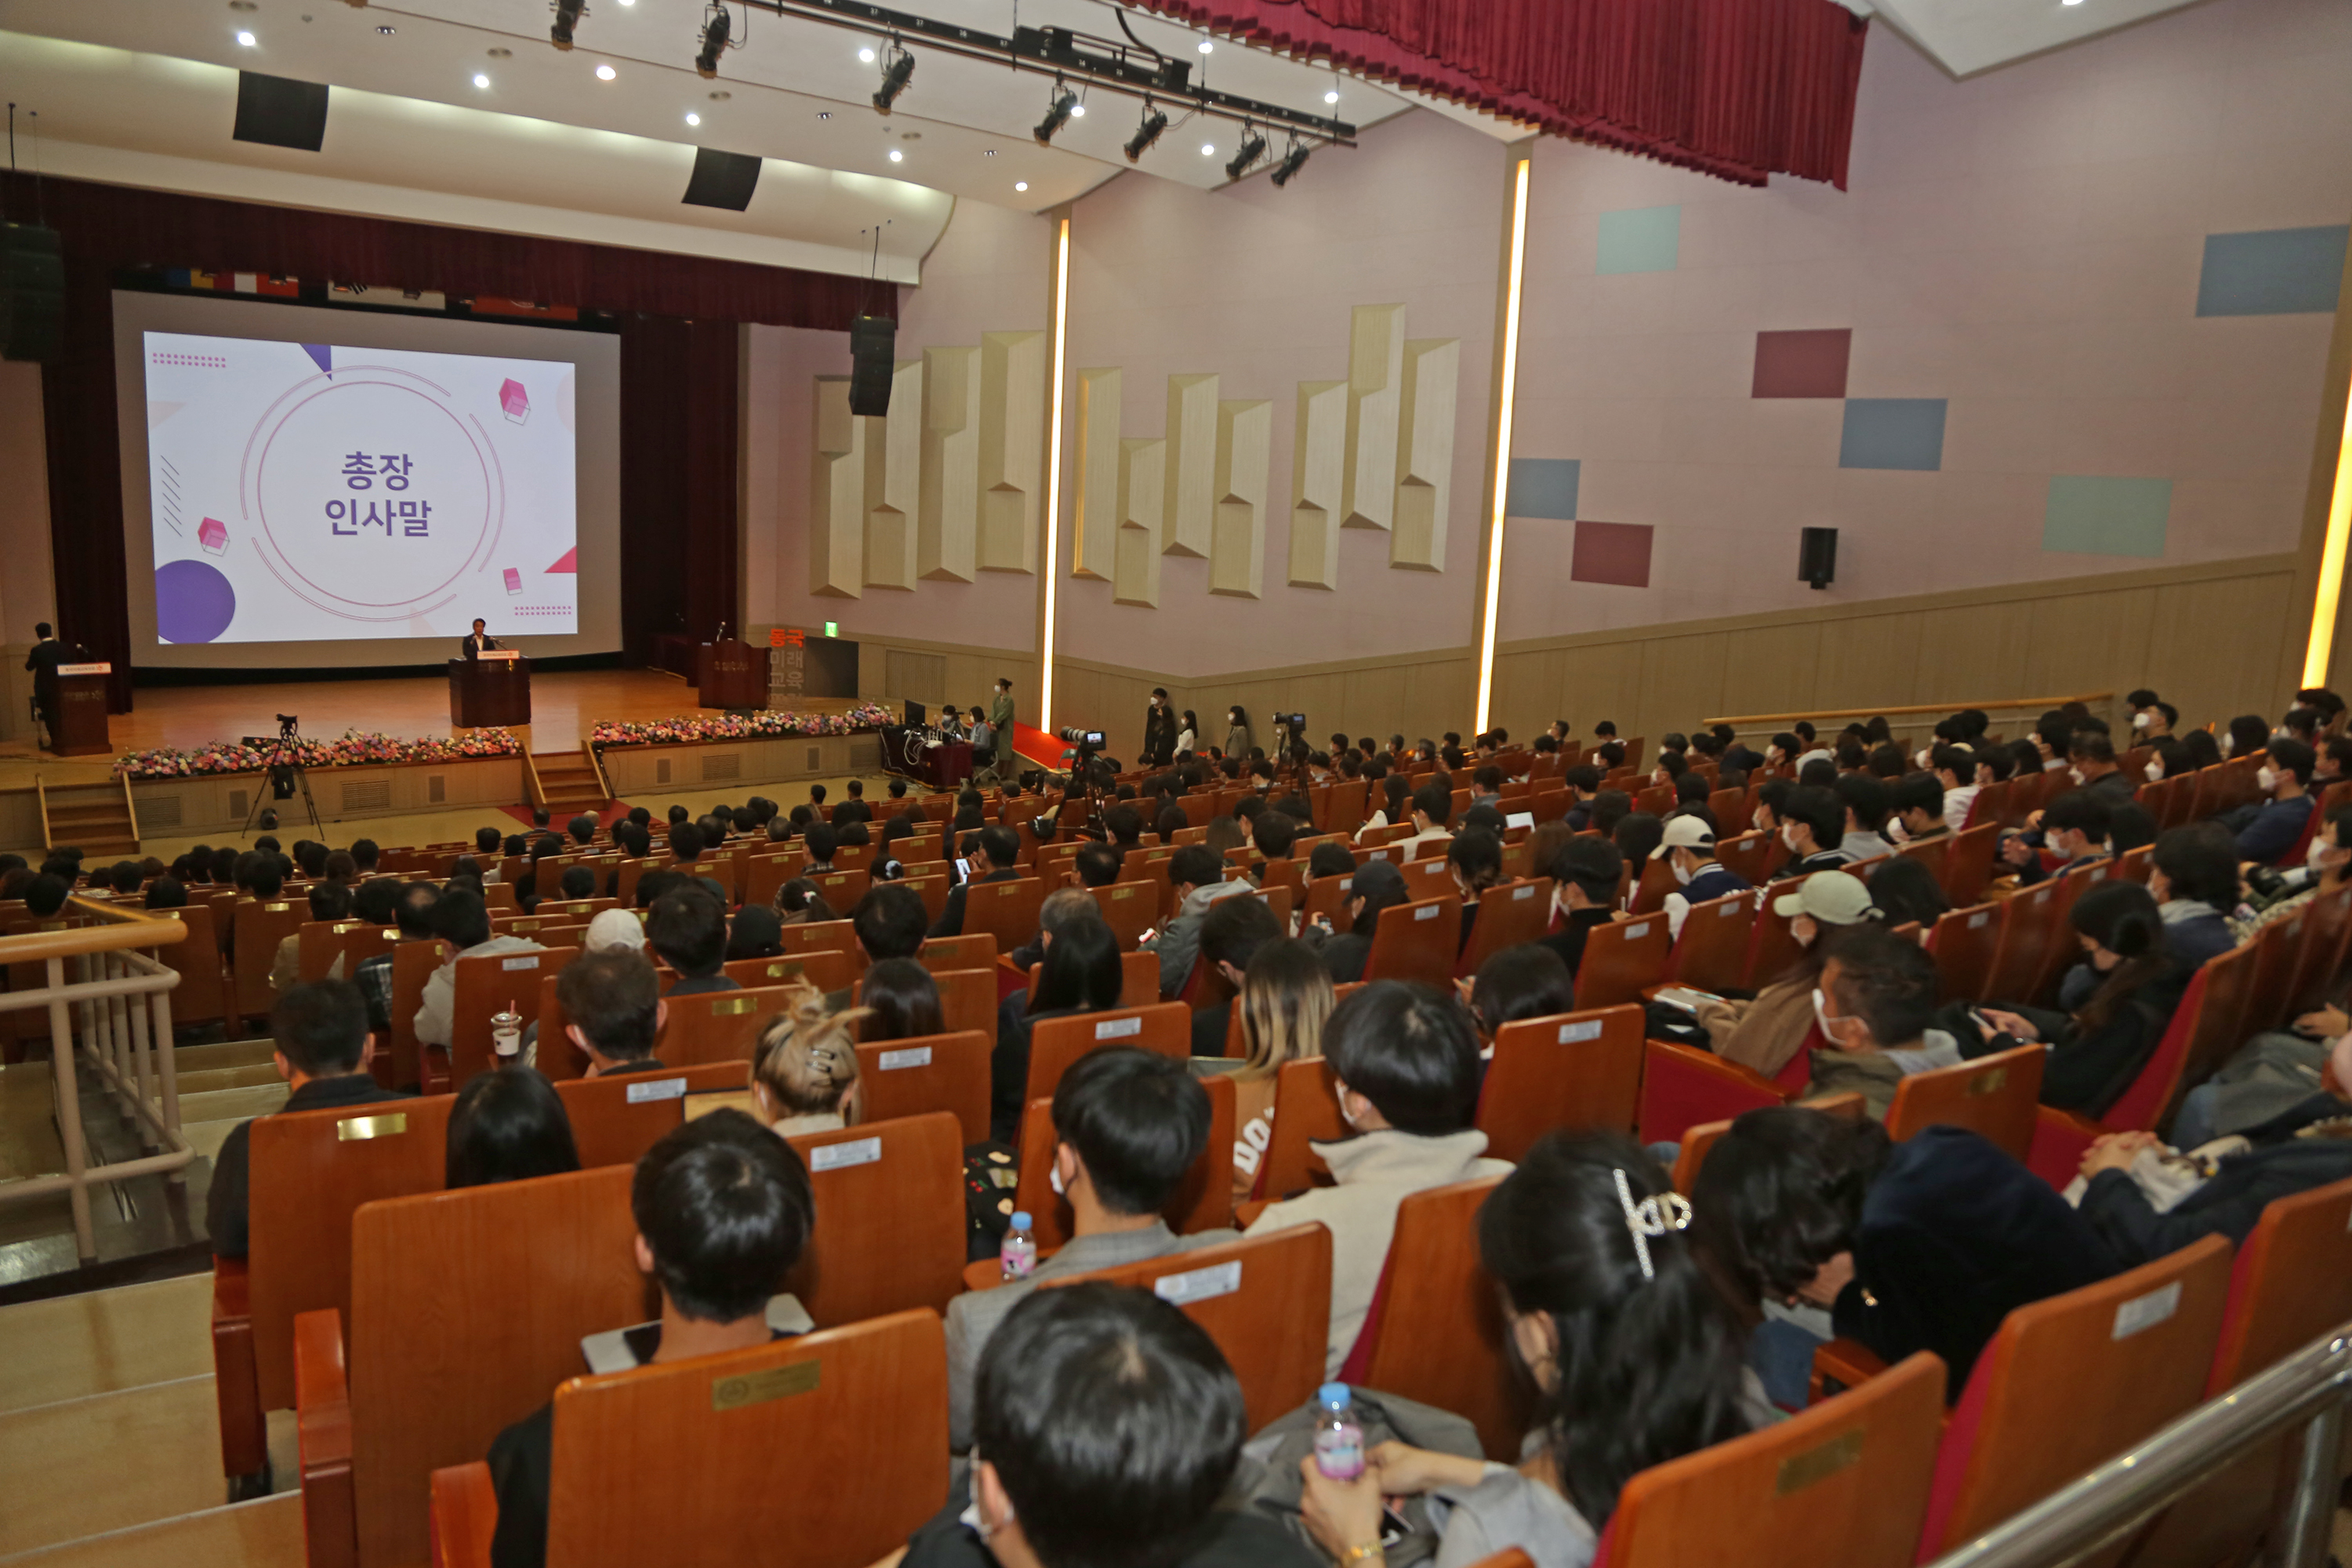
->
37, 777, 139, 858
527, 744, 612, 819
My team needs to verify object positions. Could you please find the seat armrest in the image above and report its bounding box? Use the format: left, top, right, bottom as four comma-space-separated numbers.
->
430, 1462, 499, 1568
210, 1257, 267, 1479
2026, 1104, 2105, 1190
293, 1308, 357, 1568
420, 1043, 451, 1097
1809, 1337, 1890, 1405
1234, 1199, 1272, 1229
1794, 1091, 1867, 1120
960, 1258, 1007, 1294
1636, 1037, 1788, 1145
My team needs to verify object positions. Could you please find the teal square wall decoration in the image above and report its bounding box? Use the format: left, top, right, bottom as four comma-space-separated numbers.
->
2043, 477, 2171, 558
1596, 206, 1680, 275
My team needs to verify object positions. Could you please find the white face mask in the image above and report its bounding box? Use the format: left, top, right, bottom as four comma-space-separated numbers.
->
1791, 916, 1817, 949
2132, 711, 2152, 731
1334, 1083, 1359, 1129
2068, 766, 2085, 785
2259, 765, 2279, 793
2144, 760, 2164, 782
1915, 747, 1931, 770
1811, 986, 1836, 1041
1781, 825, 1802, 852
1887, 817, 1912, 844
1049, 1158, 1066, 1196
2220, 733, 2235, 757
2310, 837, 2339, 873
1671, 858, 1693, 886
1753, 807, 1772, 833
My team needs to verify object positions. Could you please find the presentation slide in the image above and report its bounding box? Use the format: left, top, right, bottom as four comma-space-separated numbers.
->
143, 331, 575, 644
115, 290, 622, 670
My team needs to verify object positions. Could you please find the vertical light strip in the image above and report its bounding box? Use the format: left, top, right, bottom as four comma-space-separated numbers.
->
1473, 156, 1532, 735
1040, 214, 1072, 732
2300, 379, 2352, 685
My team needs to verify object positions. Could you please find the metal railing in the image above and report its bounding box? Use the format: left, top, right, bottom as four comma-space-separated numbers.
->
0, 896, 192, 1263
1926, 1325, 2351, 1568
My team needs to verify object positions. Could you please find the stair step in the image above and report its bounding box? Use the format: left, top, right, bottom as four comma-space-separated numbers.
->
173, 1062, 283, 1096
170, 1038, 279, 1073
176, 1081, 289, 1126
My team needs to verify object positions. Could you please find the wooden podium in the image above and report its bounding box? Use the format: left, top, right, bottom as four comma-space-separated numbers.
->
695, 638, 770, 710
448, 654, 532, 728
49, 662, 113, 757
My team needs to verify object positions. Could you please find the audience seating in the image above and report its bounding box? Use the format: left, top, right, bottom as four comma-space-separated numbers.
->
1637, 1033, 1812, 1146
554, 1062, 750, 1169
143, 903, 228, 1030
1250, 1056, 1345, 1203
1927, 903, 2000, 1003
917, 932, 996, 972
428, 1309, 948, 1568
1670, 1093, 1864, 1196
297, 919, 393, 987
781, 1113, 965, 1327
1940, 823, 2000, 907
1982, 879, 2065, 1005
1740, 880, 1806, 989
1337, 1172, 1523, 1460
780, 920, 859, 961
1088, 880, 1158, 949
959, 877, 1046, 959
1664, 891, 1755, 993
232, 898, 309, 1021
852, 1030, 992, 1145
1021, 1002, 1191, 1125
1577, 913, 1673, 1008
1455, 880, 1554, 978
1475, 1005, 1642, 1162
1360, 895, 1461, 989
445, 945, 579, 1087
719, 949, 855, 993
993, 1075, 1236, 1256
1882, 1044, 2044, 1161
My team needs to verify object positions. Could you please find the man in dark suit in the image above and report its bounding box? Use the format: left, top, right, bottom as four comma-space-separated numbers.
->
24, 622, 65, 745
459, 619, 503, 659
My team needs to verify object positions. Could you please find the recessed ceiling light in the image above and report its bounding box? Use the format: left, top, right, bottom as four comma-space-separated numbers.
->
227, 1, 256, 10
473, 72, 490, 88
376, 24, 394, 34
686, 111, 701, 125
984, 148, 996, 156
888, 148, 903, 162
618, 0, 635, 6
236, 30, 256, 45
1014, 180, 1028, 191
708, 90, 730, 100
1198, 39, 1214, 53
595, 63, 616, 79
1200, 142, 1215, 155
1324, 89, 1339, 104
858, 46, 876, 63
816, 111, 830, 119
488, 47, 511, 58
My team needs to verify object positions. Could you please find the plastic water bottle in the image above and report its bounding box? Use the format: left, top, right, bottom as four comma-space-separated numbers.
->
1312, 1382, 1365, 1479
1000, 1211, 1037, 1281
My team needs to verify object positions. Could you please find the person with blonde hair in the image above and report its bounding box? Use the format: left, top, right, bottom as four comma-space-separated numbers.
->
1229, 937, 1334, 1203
748, 982, 866, 1137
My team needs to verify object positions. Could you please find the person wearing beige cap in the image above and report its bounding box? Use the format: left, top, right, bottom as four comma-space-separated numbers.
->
1691, 873, 1883, 1078
1654, 815, 1751, 942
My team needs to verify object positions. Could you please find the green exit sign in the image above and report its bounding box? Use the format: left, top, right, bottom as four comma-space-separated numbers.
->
823, 621, 838, 638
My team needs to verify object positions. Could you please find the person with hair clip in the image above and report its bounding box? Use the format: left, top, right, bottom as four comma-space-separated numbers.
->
446, 1067, 582, 1189
1968, 880, 2191, 1116
1229, 937, 1335, 1203
747, 983, 864, 1137
774, 877, 838, 927
1299, 1134, 1762, 1568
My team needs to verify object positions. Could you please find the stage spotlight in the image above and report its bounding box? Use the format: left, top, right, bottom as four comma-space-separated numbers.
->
695, 5, 731, 78
550, 0, 583, 50
872, 45, 914, 113
1123, 104, 1167, 161
1269, 139, 1311, 187
1224, 127, 1266, 180
1033, 85, 1077, 145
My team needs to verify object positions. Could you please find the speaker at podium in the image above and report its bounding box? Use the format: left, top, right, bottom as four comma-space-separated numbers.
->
448, 651, 531, 728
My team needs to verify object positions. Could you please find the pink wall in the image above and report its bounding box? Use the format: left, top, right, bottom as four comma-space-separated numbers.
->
1496, 0, 2352, 640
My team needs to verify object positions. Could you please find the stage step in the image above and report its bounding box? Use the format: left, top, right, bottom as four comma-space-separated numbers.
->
40, 783, 138, 857
528, 752, 609, 815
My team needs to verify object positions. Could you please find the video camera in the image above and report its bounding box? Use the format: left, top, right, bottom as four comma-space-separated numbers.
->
1270, 711, 1307, 753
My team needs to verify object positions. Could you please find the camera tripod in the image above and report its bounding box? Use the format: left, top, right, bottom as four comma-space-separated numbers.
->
241, 714, 322, 838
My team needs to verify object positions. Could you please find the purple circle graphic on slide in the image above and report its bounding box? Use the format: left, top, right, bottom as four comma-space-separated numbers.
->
156, 559, 238, 643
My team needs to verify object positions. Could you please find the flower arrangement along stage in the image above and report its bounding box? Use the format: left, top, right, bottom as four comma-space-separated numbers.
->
589, 704, 896, 749
114, 728, 524, 779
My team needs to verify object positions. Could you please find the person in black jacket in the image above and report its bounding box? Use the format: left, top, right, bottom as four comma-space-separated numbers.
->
931, 826, 1022, 940
1535, 837, 1622, 982
991, 913, 1123, 1141
1969, 879, 2190, 1118
458, 619, 503, 659
1693, 1108, 2119, 1403
1141, 688, 1178, 769
1305, 858, 1408, 985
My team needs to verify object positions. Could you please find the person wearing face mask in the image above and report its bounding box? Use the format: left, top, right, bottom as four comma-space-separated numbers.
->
2132, 698, 2178, 741
2235, 800, 2352, 940
1222, 705, 1253, 760
1776, 786, 1852, 874
1966, 880, 2192, 1117
2064, 734, 2136, 804
1140, 688, 1177, 768
2140, 825, 2241, 971
1246, 982, 1512, 1375
1888, 775, 1951, 846
1309, 857, 1410, 985
1800, 924, 1965, 1119
2143, 736, 2191, 785
987, 677, 1016, 772
1929, 746, 1980, 829
1654, 817, 1751, 942
1999, 789, 2113, 885
1748, 776, 1793, 838
2221, 713, 2271, 762
1693, 873, 1882, 1079
2226, 736, 2316, 865
1534, 839, 1625, 982
1831, 774, 1895, 864
940, 1047, 1218, 1454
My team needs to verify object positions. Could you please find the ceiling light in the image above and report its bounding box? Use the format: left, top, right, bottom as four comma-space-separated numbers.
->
550, 0, 583, 50
816, 110, 829, 119
1270, 139, 1312, 187
985, 148, 996, 156
695, 6, 731, 78
858, 46, 876, 63
1197, 39, 1214, 53
888, 149, 903, 162
1015, 180, 1028, 191
237, 30, 256, 45
1070, 103, 1085, 118
873, 45, 915, 113
595, 62, 616, 79
473, 72, 491, 87
685, 111, 701, 125
1200, 142, 1215, 156
1324, 89, 1340, 104
1034, 85, 1077, 145
488, 47, 512, 59
1124, 107, 1168, 162
1225, 128, 1266, 180
376, 24, 394, 34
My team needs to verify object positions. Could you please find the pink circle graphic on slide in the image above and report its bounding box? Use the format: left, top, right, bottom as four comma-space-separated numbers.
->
155, 559, 238, 643
249, 375, 499, 616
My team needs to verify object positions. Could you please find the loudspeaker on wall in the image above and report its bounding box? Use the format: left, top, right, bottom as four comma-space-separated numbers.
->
681, 147, 763, 211
1798, 526, 1838, 590
234, 71, 330, 151
849, 314, 896, 417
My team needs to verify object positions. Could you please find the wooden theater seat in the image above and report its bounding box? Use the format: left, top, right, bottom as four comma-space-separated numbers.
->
779, 919, 859, 960
1664, 891, 1755, 994
297, 918, 394, 986
1021, 952, 1160, 1011
145, 902, 228, 1029
1576, 913, 1673, 1008
1670, 1093, 1865, 1196
1041, 1224, 1331, 1439
660, 984, 797, 1066
782, 1113, 966, 1327
1981, 877, 2065, 1005
1089, 880, 1159, 949
1455, 880, 1553, 978
1928, 902, 2000, 1002
918, 931, 996, 973
960, 876, 1046, 959
853, 1030, 993, 1145
231, 897, 309, 1019
429, 1310, 948, 1568
1363, 894, 1464, 988
718, 949, 855, 994
1250, 1056, 1345, 1203
1882, 1044, 2044, 1162
1636, 1034, 1811, 1146
554, 1061, 750, 1169
1021, 1001, 1191, 1111
445, 945, 578, 1087
1337, 1172, 1522, 1460
1913, 1235, 2234, 1560
387, 940, 441, 1091
1475, 1005, 1642, 1162
990, 1076, 1236, 1257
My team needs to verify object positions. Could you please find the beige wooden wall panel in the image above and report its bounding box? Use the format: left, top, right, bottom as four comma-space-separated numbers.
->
919, 345, 980, 583
1390, 338, 1459, 572
808, 376, 865, 599
1114, 437, 1166, 608
1209, 399, 1272, 599
1162, 373, 1220, 560
978, 330, 1044, 573
1289, 379, 1347, 590
862, 359, 924, 592
1072, 367, 1122, 581
1342, 303, 1404, 533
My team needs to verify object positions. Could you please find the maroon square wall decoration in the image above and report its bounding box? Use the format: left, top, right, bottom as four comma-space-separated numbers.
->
1751, 328, 1852, 398
1570, 521, 1653, 588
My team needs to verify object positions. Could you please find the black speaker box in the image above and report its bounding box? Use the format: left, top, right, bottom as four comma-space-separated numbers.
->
849, 314, 897, 417
234, 71, 330, 151
1798, 526, 1838, 590
1, 223, 64, 364
682, 148, 763, 211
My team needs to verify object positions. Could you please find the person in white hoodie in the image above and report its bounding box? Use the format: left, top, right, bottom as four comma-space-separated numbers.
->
1141, 844, 1252, 998
1245, 981, 1512, 1375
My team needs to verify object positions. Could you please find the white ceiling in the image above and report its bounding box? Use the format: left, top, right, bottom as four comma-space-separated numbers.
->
1831, 0, 2210, 76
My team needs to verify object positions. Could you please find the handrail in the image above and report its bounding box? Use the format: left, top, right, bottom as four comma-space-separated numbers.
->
1702, 691, 2115, 728
582, 739, 612, 802
1924, 1324, 2351, 1568
120, 771, 140, 848
34, 773, 49, 853
521, 749, 546, 808
0, 896, 190, 961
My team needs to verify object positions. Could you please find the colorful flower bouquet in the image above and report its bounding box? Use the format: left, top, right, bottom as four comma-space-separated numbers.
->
590, 703, 895, 749
114, 728, 524, 779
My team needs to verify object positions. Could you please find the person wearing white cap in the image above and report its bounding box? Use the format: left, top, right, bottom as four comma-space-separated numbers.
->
1654, 815, 1751, 942
585, 907, 648, 954
1691, 873, 1882, 1080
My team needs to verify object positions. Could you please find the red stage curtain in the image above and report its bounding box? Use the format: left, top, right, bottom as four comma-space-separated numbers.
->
1140, 0, 1868, 189
619, 317, 741, 666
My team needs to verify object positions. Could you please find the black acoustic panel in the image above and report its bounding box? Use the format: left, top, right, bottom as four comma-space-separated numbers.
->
1798, 526, 1838, 590
848, 314, 896, 417
682, 148, 763, 211
234, 71, 329, 151
0, 223, 64, 364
